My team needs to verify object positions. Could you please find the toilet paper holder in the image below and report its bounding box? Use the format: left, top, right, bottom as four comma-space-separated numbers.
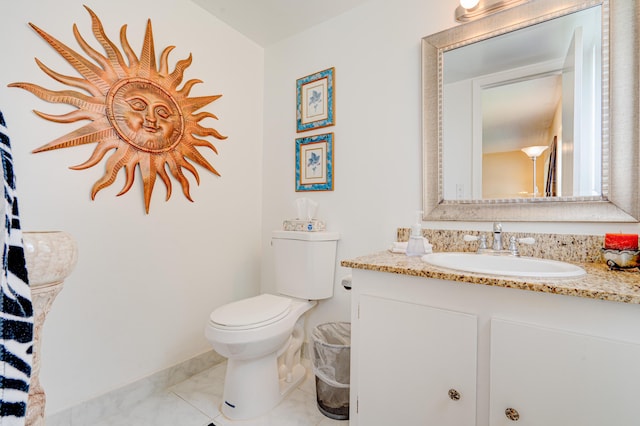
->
341, 274, 352, 290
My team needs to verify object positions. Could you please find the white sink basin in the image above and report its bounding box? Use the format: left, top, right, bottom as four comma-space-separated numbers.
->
421, 252, 586, 278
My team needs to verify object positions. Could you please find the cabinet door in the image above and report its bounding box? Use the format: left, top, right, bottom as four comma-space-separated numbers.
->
356, 294, 477, 426
490, 318, 640, 426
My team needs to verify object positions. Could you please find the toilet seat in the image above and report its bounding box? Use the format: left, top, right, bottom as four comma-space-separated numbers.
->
209, 294, 292, 330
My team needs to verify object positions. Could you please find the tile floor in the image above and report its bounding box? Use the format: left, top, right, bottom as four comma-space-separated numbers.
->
88, 362, 348, 426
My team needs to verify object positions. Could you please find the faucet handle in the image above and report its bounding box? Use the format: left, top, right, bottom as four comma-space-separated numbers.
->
508, 236, 536, 255
464, 234, 487, 251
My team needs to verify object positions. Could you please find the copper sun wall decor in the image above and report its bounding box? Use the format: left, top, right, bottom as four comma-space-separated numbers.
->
9, 6, 227, 213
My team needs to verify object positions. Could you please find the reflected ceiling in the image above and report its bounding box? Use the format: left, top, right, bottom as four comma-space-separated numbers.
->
482, 75, 562, 153
445, 5, 600, 154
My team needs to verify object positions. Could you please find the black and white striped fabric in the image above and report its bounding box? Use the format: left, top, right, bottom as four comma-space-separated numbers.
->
0, 110, 33, 425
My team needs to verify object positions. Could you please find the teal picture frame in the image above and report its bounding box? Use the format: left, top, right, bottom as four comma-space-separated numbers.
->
295, 133, 334, 191
296, 68, 335, 132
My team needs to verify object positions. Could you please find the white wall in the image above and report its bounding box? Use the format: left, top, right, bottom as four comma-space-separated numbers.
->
1, 0, 264, 414
261, 0, 459, 331
261, 0, 640, 338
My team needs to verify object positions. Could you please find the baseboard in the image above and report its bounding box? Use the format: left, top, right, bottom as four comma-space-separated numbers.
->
46, 350, 226, 426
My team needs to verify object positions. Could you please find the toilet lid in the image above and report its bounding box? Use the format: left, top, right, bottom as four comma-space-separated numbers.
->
209, 294, 292, 329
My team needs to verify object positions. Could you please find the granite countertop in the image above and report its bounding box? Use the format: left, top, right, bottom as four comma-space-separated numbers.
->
341, 251, 640, 305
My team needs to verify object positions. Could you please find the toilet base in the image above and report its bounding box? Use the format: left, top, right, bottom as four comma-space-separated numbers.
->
221, 355, 307, 420
222, 354, 279, 420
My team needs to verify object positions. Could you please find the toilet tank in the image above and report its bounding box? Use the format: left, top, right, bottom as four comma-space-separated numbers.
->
272, 230, 340, 300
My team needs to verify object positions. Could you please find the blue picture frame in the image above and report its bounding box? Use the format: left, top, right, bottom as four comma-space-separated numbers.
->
295, 133, 334, 191
296, 68, 335, 132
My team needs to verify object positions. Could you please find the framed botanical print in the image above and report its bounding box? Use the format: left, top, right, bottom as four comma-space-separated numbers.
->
296, 68, 335, 132
295, 133, 334, 191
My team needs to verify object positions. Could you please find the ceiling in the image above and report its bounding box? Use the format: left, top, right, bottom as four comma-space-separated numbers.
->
190, 0, 374, 47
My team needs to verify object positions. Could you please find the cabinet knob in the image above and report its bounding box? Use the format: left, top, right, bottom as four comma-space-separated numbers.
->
448, 389, 461, 401
505, 407, 520, 421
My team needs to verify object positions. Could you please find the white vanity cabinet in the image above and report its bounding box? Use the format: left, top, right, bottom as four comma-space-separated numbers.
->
349, 269, 640, 426
489, 318, 640, 426
356, 293, 477, 425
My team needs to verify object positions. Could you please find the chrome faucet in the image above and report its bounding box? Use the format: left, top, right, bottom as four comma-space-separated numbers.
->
492, 222, 503, 251
465, 223, 536, 256
464, 223, 536, 256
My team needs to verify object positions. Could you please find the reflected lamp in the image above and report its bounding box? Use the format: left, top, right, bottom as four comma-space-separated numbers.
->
521, 145, 549, 197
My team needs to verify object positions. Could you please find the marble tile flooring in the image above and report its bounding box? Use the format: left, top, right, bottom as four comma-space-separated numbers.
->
85, 362, 347, 426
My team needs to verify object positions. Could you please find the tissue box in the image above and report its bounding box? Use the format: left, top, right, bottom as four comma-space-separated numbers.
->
283, 219, 326, 232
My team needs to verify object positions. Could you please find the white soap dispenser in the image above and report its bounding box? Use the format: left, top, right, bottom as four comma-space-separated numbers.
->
406, 211, 426, 256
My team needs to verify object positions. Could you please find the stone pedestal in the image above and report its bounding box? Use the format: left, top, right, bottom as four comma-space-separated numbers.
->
22, 232, 78, 426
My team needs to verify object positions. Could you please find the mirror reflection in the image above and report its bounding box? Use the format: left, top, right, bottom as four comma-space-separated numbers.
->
442, 5, 602, 200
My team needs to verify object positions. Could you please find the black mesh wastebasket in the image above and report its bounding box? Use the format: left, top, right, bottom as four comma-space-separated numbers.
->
311, 322, 351, 420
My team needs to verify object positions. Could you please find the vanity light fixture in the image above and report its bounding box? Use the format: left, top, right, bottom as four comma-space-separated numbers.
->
459, 0, 480, 9
521, 145, 548, 197
455, 0, 531, 22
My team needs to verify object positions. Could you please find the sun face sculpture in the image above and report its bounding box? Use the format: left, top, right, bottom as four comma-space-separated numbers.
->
9, 6, 227, 213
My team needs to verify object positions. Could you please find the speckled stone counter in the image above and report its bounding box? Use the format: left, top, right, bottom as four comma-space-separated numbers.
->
397, 228, 605, 263
341, 251, 640, 305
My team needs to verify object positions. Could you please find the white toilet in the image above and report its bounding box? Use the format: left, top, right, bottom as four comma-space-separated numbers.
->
205, 230, 340, 420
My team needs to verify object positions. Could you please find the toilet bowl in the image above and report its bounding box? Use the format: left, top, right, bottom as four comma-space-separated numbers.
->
205, 294, 316, 420
205, 230, 340, 420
